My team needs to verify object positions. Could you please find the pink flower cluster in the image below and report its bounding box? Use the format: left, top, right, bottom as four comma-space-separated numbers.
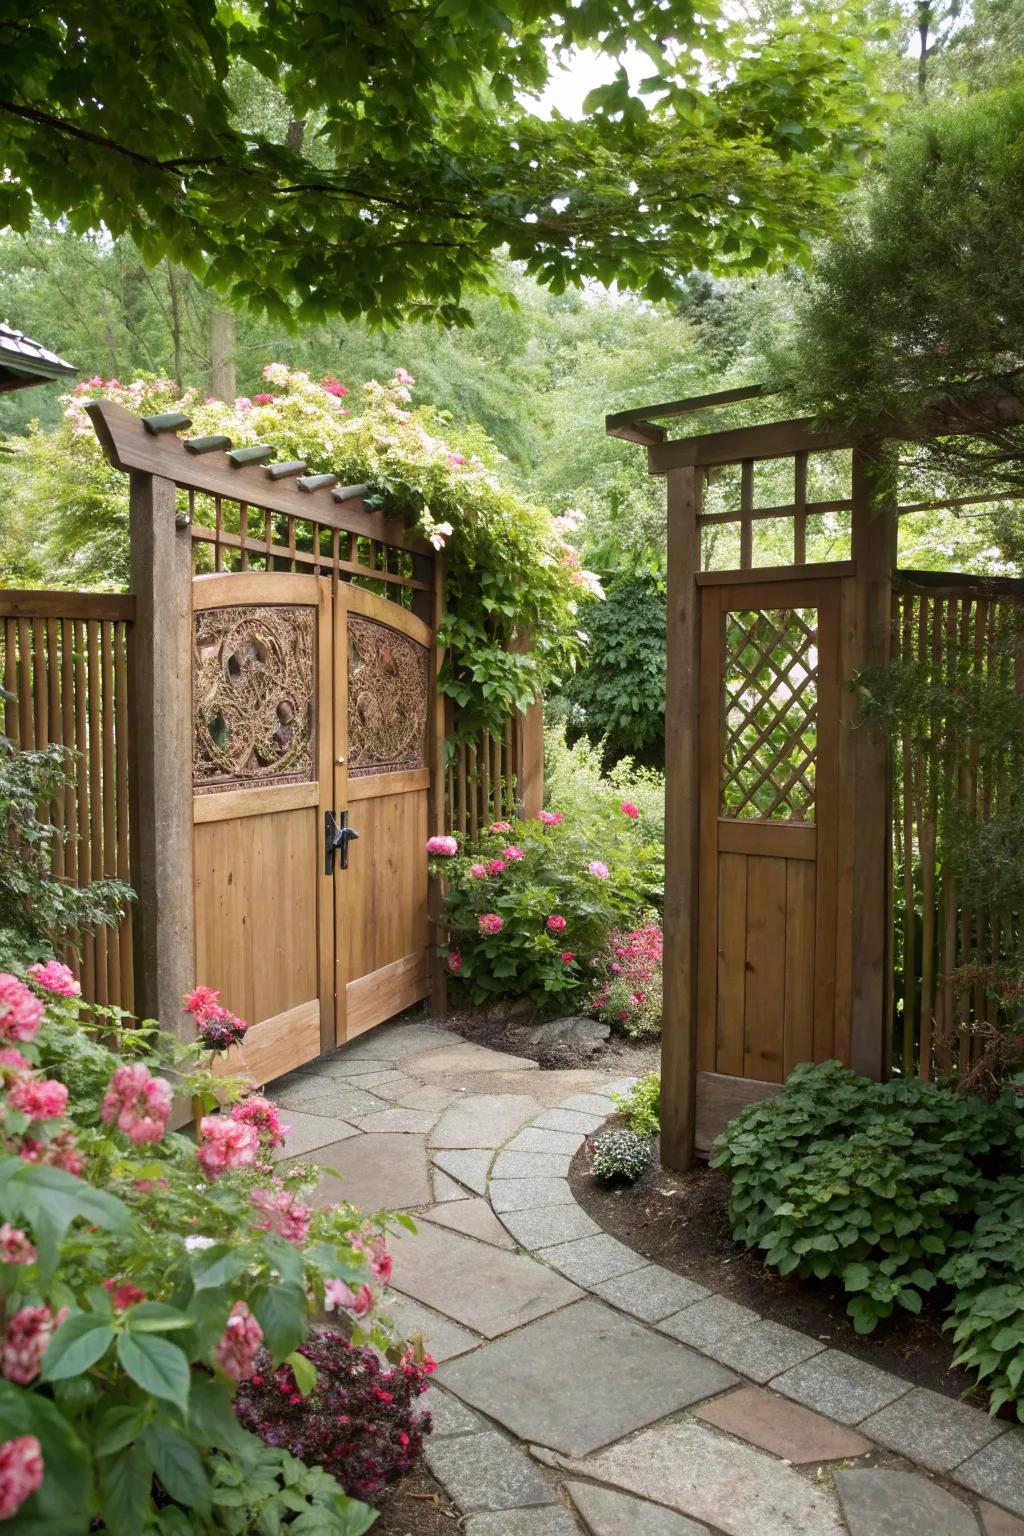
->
469, 863, 488, 879
588, 860, 610, 880
104, 1278, 146, 1310
322, 375, 350, 398
489, 821, 512, 835
356, 1231, 393, 1283
2, 1305, 66, 1385
26, 960, 81, 998
448, 950, 462, 974
19, 1131, 84, 1176
478, 913, 503, 936
101, 1063, 173, 1145
324, 1277, 374, 1316
251, 1182, 311, 1244
214, 1300, 264, 1382
8, 1076, 67, 1122
0, 1435, 43, 1521
620, 801, 640, 820
546, 914, 567, 933
232, 1095, 289, 1150
592, 924, 664, 1032
183, 986, 249, 1052
0, 1224, 35, 1266
538, 810, 564, 826
0, 975, 43, 1043
426, 835, 458, 857
253, 392, 275, 404
197, 1115, 259, 1177
502, 845, 524, 861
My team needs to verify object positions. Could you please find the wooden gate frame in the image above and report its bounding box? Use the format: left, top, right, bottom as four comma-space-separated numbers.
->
86, 398, 446, 1039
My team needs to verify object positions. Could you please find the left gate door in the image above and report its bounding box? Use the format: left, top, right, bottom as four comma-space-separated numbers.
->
191, 572, 335, 1082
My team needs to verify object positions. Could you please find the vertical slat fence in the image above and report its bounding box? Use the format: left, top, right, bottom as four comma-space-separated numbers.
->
0, 591, 135, 1011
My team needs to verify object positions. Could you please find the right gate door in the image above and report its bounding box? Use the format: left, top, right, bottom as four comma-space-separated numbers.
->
696, 575, 843, 1108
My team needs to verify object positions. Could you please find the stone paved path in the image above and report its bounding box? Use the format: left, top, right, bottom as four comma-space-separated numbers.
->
276, 1019, 1024, 1536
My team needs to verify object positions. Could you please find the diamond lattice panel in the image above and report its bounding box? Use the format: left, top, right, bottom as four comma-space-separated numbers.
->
721, 607, 818, 821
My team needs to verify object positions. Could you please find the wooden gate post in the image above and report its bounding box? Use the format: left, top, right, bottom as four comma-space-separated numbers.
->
847, 441, 897, 1078
127, 470, 194, 1033
661, 465, 703, 1171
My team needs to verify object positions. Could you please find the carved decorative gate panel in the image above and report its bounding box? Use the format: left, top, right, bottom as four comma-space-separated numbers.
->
695, 574, 845, 1140
191, 573, 435, 1082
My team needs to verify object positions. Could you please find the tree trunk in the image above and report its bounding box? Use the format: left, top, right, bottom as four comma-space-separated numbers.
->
917, 0, 931, 93
166, 263, 184, 391
209, 309, 236, 400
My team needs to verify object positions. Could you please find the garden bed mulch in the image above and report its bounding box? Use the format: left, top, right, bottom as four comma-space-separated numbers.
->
371, 1463, 461, 1536
570, 1132, 992, 1412
436, 999, 661, 1076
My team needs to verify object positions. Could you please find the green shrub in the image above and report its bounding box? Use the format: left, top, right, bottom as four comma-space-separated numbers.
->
712, 1060, 1022, 1333
433, 808, 661, 1009
613, 1073, 661, 1138
561, 571, 666, 765
592, 1129, 652, 1185
942, 1176, 1024, 1418
544, 723, 666, 851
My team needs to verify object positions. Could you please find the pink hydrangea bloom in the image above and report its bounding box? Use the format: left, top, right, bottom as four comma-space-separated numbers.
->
231, 1096, 288, 1149
447, 453, 466, 467
197, 1116, 259, 1177
538, 810, 563, 826
425, 835, 458, 857
0, 975, 43, 1043
0, 1050, 30, 1072
250, 1184, 311, 1244
394, 368, 415, 386
502, 845, 525, 861
619, 801, 640, 820
214, 1301, 264, 1382
560, 951, 576, 964
489, 821, 512, 835
26, 961, 81, 998
469, 863, 488, 880
0, 1225, 35, 1266
2, 1306, 65, 1385
8, 1076, 68, 1122
478, 913, 503, 936
588, 861, 610, 880
0, 1435, 44, 1520
252, 393, 275, 404
447, 950, 462, 975
487, 858, 507, 876
101, 1064, 173, 1145
324, 1278, 374, 1317
546, 914, 567, 933
322, 376, 349, 397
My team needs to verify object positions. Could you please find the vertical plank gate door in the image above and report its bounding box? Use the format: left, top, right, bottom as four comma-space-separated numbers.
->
695, 572, 845, 1143
192, 573, 336, 1082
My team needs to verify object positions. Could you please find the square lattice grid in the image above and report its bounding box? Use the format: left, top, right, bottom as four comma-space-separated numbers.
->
720, 607, 818, 821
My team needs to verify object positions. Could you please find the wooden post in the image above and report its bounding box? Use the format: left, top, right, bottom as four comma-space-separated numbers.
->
515, 698, 544, 818
661, 465, 703, 1171
128, 470, 195, 1032
427, 556, 449, 1016
848, 441, 897, 1078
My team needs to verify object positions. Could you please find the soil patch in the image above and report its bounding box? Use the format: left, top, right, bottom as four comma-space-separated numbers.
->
372, 1463, 461, 1536
571, 1131, 990, 1411
438, 1000, 660, 1077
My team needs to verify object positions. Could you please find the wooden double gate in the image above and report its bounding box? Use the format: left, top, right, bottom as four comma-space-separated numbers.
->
192, 573, 434, 1083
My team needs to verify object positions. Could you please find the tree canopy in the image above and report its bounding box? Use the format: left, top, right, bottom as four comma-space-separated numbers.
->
1, 0, 888, 323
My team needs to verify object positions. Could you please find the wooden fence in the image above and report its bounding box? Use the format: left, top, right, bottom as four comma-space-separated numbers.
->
1, 589, 135, 1010
890, 570, 1024, 1081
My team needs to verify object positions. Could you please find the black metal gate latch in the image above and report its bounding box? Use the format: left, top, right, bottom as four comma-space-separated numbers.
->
325, 810, 359, 874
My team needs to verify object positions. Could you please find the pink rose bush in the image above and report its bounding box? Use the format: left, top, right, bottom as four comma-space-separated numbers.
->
184, 985, 249, 1051
0, 969, 422, 1531
590, 923, 665, 1037
436, 810, 661, 1008
26, 960, 81, 998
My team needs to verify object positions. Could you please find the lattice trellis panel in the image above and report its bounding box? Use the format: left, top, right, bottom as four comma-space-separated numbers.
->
721, 607, 818, 820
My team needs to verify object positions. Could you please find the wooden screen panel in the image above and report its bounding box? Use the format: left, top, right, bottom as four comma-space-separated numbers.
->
334, 585, 433, 1041
697, 575, 842, 1139
191, 573, 334, 1082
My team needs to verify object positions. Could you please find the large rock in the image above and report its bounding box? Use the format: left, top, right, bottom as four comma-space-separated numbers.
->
528, 1015, 611, 1059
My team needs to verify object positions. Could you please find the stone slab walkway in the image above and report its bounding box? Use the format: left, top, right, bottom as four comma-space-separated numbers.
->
277, 1018, 1024, 1536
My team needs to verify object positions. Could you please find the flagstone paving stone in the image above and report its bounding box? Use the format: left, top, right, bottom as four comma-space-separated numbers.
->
420, 1197, 517, 1250
565, 1481, 711, 1536
491, 1149, 574, 1180
499, 1203, 601, 1249
591, 1264, 710, 1323
709, 1319, 826, 1383
410, 1043, 540, 1075
463, 1508, 580, 1535
552, 1421, 843, 1536
979, 1500, 1024, 1535
426, 1388, 489, 1438
437, 1297, 738, 1458
957, 1430, 1024, 1518
430, 1094, 543, 1149
861, 1387, 1006, 1474
773, 1348, 912, 1425
504, 1126, 586, 1156
397, 1082, 463, 1111
540, 1233, 649, 1287
558, 1092, 617, 1116
351, 1070, 414, 1093
354, 1106, 440, 1134
379, 1293, 481, 1363
424, 1430, 557, 1512
273, 1075, 385, 1118
658, 1294, 760, 1350
308, 1132, 432, 1211
430, 1167, 473, 1203
390, 1220, 582, 1337
836, 1469, 980, 1536
430, 1148, 493, 1195
268, 1108, 358, 1160
532, 1106, 607, 1134
490, 1176, 575, 1213
694, 1385, 874, 1464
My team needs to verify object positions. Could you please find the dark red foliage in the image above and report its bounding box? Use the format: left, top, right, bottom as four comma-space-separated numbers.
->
234, 1329, 435, 1504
